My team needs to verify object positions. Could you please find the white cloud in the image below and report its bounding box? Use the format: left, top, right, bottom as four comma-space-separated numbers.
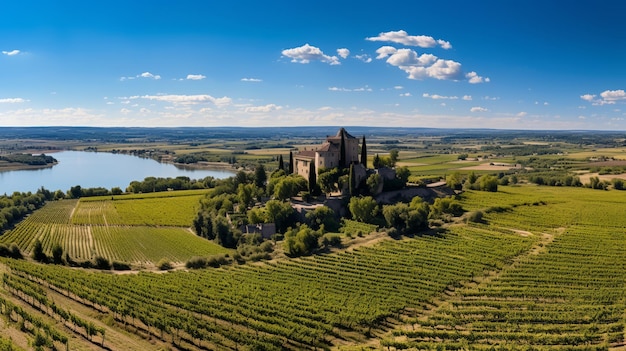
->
121, 72, 162, 81
355, 54, 372, 63
138, 94, 232, 107
483, 96, 499, 100
400, 93, 412, 97
375, 46, 398, 59
337, 48, 350, 59
186, 74, 206, 80
366, 30, 452, 49
394, 86, 404, 90
517, 111, 528, 117
140, 72, 161, 80
580, 94, 596, 102
245, 104, 283, 113
328, 86, 372, 92
470, 106, 488, 112
581, 90, 626, 106
120, 108, 131, 114
241, 78, 262, 82
462, 95, 472, 101
466, 71, 490, 84
408, 59, 463, 80
376, 47, 483, 82
600, 89, 626, 104
0, 98, 28, 103
423, 93, 458, 100
2, 50, 20, 56
281, 44, 340, 65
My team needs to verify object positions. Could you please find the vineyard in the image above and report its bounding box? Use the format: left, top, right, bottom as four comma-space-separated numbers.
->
379, 187, 626, 350
0, 185, 624, 350
0, 191, 229, 265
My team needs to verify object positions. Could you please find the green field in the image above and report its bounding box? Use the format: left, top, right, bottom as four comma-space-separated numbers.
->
0, 191, 230, 265
1, 185, 623, 350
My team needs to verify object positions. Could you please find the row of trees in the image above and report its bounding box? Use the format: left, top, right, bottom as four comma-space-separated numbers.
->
446, 171, 499, 192
0, 189, 50, 231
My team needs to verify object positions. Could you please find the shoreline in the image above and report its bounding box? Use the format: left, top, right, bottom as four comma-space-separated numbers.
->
0, 162, 57, 173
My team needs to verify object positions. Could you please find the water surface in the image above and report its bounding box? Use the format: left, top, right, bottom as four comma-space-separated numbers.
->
0, 151, 235, 194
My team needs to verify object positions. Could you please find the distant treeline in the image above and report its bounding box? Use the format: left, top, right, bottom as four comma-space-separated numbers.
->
174, 153, 236, 164
0, 153, 56, 165
127, 176, 217, 193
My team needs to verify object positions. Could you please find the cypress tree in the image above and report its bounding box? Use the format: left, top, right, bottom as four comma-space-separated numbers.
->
278, 154, 284, 171
289, 151, 294, 174
349, 163, 355, 196
373, 154, 381, 169
360, 136, 367, 168
308, 161, 316, 193
339, 128, 346, 168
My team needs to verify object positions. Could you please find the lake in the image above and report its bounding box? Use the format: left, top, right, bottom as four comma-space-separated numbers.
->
0, 151, 236, 194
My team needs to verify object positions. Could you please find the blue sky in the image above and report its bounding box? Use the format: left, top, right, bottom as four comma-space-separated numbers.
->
1, 0, 625, 130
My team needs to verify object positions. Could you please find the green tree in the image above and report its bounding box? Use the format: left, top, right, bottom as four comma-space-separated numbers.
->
288, 151, 294, 174
367, 173, 382, 195
52, 243, 64, 264
612, 178, 625, 190
213, 215, 239, 248
254, 164, 267, 189
265, 200, 295, 232
32, 239, 47, 262
284, 225, 321, 256
478, 175, 499, 192
431, 198, 464, 217
193, 211, 214, 239
382, 203, 407, 231
373, 154, 382, 169
234, 170, 248, 188
237, 183, 256, 211
396, 166, 410, 185
446, 172, 463, 190
389, 149, 399, 167
69, 185, 82, 199
305, 206, 339, 232
348, 164, 355, 196
317, 167, 342, 194
467, 171, 478, 185
247, 207, 266, 224
349, 196, 378, 223
274, 175, 307, 200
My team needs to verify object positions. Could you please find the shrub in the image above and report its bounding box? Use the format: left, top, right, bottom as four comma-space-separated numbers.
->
157, 259, 173, 270
32, 239, 48, 263
9, 244, 22, 259
186, 256, 207, 269
112, 261, 132, 271
466, 210, 484, 223
93, 256, 111, 270
386, 227, 400, 238
51, 244, 64, 264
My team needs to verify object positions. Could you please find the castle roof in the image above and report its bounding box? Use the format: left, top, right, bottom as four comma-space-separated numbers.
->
326, 127, 356, 142
295, 150, 316, 158
317, 142, 339, 152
